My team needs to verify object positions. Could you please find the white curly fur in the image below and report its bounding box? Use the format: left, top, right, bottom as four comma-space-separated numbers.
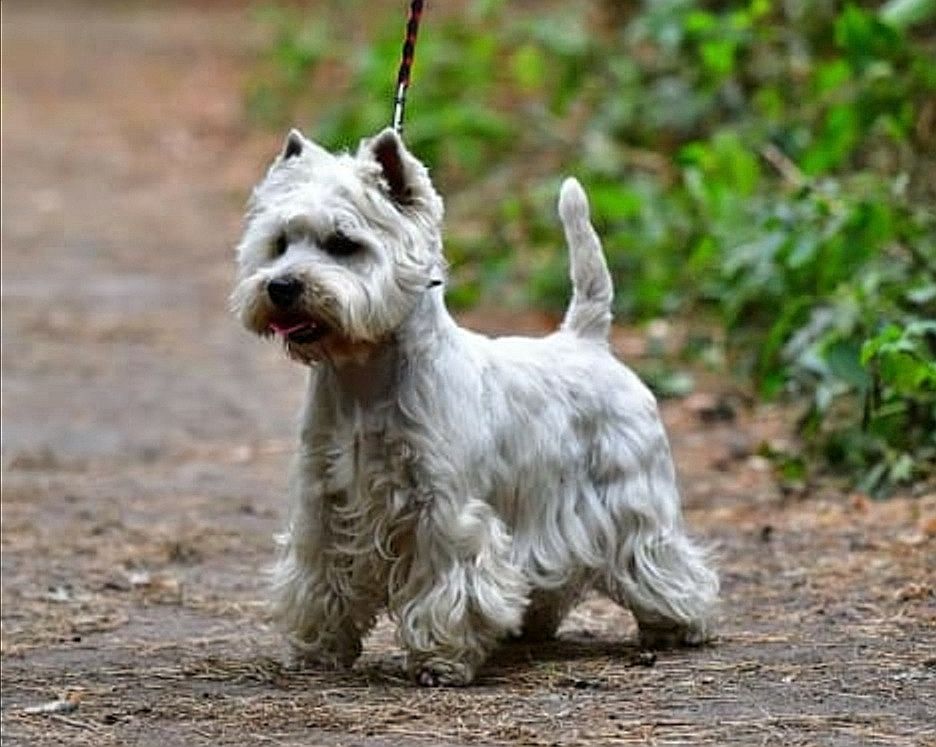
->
231, 128, 719, 686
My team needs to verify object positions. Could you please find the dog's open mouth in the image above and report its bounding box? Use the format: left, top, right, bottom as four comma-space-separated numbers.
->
268, 317, 330, 345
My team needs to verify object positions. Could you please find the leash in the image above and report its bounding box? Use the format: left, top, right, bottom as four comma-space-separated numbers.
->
391, 0, 424, 134
390, 1, 441, 291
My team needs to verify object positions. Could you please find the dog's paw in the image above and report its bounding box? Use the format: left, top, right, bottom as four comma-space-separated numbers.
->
411, 658, 473, 687
284, 650, 350, 672
285, 637, 362, 671
638, 620, 713, 649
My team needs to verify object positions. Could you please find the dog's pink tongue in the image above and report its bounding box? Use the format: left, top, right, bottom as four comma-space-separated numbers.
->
269, 320, 309, 337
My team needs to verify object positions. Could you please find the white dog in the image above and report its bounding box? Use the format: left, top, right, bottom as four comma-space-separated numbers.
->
231, 128, 718, 686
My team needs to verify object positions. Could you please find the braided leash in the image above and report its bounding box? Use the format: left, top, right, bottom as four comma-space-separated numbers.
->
392, 0, 424, 134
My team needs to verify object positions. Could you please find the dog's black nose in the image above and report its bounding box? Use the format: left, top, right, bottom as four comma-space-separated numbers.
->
267, 276, 302, 308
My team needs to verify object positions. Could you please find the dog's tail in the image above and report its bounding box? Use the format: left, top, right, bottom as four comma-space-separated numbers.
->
558, 178, 613, 341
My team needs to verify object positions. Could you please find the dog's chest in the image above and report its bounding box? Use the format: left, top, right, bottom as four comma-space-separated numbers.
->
317, 416, 426, 515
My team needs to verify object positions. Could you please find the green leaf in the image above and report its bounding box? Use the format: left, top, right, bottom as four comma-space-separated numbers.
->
814, 60, 852, 95
824, 339, 871, 390
835, 5, 903, 70
510, 44, 545, 91
700, 39, 737, 78
802, 105, 860, 174
861, 324, 902, 364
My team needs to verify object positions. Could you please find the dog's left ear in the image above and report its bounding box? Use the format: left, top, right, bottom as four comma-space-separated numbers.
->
361, 129, 425, 207
359, 128, 443, 223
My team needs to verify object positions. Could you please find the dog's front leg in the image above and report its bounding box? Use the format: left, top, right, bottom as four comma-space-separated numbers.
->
271, 463, 384, 670
393, 496, 529, 686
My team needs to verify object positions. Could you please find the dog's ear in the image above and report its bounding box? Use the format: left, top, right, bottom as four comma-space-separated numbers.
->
358, 128, 443, 222
368, 129, 415, 205
280, 129, 307, 160
283, 130, 306, 160
277, 129, 331, 164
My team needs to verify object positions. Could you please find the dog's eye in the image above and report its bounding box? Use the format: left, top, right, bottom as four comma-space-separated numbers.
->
271, 233, 289, 258
322, 233, 363, 258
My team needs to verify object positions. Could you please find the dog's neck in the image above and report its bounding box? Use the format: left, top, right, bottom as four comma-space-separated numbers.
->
398, 284, 456, 357
317, 286, 455, 407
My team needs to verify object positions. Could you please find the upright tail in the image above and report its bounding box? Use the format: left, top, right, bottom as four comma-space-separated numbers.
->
558, 178, 613, 341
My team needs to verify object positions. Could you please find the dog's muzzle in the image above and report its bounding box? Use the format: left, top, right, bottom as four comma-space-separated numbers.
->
264, 276, 331, 345
267, 276, 302, 309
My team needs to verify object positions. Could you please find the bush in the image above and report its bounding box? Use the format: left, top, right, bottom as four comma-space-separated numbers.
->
246, 0, 935, 494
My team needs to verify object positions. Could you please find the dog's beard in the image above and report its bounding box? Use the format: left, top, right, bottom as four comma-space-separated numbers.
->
263, 309, 385, 368
261, 309, 336, 365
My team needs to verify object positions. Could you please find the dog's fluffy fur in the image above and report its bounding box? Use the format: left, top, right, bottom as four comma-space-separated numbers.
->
231, 128, 718, 686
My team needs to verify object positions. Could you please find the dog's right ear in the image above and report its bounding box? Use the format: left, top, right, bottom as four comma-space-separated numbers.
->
283, 129, 305, 159
273, 129, 333, 171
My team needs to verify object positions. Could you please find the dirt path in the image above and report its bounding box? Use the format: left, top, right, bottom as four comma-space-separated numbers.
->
2, 3, 934, 745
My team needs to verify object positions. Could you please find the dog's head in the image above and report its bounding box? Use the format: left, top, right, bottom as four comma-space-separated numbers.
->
231, 128, 445, 365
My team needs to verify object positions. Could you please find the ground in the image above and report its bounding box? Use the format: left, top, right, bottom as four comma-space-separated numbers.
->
1, 3, 934, 745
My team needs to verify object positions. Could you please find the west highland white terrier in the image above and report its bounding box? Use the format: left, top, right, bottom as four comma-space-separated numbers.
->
231, 128, 719, 686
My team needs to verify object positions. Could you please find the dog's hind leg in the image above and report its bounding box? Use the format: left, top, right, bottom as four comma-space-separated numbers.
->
513, 581, 588, 643
598, 503, 718, 648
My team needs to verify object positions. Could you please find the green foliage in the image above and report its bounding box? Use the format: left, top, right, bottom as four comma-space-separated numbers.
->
247, 0, 936, 494
855, 321, 936, 492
